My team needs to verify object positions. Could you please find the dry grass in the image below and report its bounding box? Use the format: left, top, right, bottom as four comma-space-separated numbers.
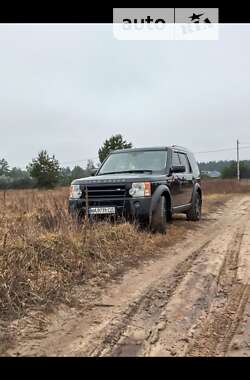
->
0, 179, 249, 323
0, 188, 178, 322
202, 179, 250, 194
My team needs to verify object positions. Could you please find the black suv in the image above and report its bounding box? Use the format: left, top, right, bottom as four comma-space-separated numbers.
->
68, 146, 202, 233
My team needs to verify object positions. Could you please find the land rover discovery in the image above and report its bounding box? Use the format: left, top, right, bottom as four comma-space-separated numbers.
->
68, 146, 202, 233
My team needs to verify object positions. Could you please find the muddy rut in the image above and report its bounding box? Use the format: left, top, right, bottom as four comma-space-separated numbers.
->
6, 195, 250, 356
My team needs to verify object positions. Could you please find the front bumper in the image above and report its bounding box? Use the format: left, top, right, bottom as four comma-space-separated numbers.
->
68, 197, 151, 222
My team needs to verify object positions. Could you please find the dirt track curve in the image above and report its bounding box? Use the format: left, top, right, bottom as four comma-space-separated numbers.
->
6, 195, 250, 356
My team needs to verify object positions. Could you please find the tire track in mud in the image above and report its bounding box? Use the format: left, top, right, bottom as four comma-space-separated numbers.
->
141, 228, 244, 356
91, 241, 211, 357
185, 229, 250, 356
91, 199, 250, 357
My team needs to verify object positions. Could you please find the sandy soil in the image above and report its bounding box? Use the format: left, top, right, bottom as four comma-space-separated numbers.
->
4, 195, 250, 356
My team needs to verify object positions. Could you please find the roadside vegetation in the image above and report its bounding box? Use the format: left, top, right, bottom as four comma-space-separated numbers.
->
0, 187, 178, 322
202, 178, 250, 194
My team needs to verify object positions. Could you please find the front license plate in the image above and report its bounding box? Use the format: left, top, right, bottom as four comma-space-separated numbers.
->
88, 207, 116, 215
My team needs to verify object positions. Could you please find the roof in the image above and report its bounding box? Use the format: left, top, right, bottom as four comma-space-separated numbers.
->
111, 145, 190, 154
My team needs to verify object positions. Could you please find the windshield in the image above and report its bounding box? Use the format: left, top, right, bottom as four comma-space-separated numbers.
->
98, 150, 168, 175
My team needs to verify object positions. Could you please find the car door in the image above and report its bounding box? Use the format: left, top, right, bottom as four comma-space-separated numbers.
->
167, 151, 184, 207
178, 152, 193, 205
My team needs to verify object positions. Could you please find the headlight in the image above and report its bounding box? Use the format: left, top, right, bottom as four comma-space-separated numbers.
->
69, 184, 82, 199
129, 182, 151, 197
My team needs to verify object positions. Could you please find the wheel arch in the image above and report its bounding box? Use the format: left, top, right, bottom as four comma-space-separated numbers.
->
162, 190, 172, 212
149, 185, 172, 225
193, 183, 202, 204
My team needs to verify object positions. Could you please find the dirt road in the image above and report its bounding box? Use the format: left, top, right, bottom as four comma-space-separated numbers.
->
6, 195, 250, 356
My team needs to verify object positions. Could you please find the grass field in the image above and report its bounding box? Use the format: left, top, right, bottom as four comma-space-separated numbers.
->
1, 179, 250, 324
202, 178, 250, 194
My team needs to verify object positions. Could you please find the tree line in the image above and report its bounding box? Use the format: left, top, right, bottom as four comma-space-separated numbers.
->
0, 155, 96, 189
0, 134, 132, 189
1, 135, 249, 189
199, 160, 250, 179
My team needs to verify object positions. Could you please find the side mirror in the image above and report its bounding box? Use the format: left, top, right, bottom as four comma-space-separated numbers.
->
170, 165, 186, 174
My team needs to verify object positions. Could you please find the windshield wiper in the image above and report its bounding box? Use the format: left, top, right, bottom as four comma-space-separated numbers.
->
98, 170, 153, 176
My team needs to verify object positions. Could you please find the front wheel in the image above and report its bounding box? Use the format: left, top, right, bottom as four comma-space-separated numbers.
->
186, 192, 202, 221
151, 196, 167, 234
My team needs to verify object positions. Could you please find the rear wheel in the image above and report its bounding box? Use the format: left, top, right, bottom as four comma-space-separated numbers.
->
186, 192, 202, 221
151, 196, 167, 234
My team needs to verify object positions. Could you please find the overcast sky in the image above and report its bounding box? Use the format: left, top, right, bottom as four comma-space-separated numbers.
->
0, 24, 250, 168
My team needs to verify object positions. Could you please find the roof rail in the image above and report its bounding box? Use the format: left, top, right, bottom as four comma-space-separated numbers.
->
171, 144, 188, 150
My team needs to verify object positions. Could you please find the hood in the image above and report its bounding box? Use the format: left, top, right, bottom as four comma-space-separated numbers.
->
72, 172, 166, 185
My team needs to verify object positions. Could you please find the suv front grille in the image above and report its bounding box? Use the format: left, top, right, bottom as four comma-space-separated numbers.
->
80, 184, 128, 207
81, 184, 127, 199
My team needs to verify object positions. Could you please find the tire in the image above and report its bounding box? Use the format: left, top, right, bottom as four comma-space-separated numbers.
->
167, 209, 173, 222
151, 196, 167, 233
186, 191, 202, 221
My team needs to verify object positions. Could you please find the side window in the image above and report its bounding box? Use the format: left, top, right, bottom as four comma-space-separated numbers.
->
172, 151, 181, 166
179, 153, 192, 173
188, 152, 200, 177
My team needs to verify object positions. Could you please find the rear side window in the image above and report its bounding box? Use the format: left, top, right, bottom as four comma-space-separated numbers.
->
179, 153, 192, 173
187, 152, 200, 178
172, 151, 181, 166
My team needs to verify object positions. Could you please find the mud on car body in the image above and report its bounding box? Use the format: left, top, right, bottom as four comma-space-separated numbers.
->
68, 146, 202, 233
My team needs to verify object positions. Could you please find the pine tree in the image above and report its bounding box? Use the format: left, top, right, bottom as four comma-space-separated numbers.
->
98, 134, 132, 163
27, 150, 60, 188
